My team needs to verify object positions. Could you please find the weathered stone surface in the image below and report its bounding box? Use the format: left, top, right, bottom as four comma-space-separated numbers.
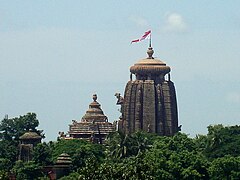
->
67, 94, 116, 143
142, 80, 155, 133
135, 81, 143, 131
119, 47, 178, 136
19, 131, 42, 162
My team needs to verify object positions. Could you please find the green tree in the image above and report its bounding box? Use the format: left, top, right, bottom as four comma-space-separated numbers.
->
13, 160, 44, 180
0, 158, 12, 180
105, 131, 130, 159
0, 140, 18, 164
59, 171, 80, 180
0, 170, 8, 180
128, 131, 155, 157
143, 133, 209, 179
0, 113, 42, 141
66, 132, 211, 179
0, 158, 12, 171
33, 142, 53, 166
93, 155, 155, 180
209, 155, 240, 180
167, 151, 209, 179
51, 139, 88, 162
203, 125, 240, 159
106, 131, 156, 160
72, 143, 105, 170
195, 134, 208, 153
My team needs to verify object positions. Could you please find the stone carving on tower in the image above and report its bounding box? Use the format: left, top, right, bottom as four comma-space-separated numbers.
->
118, 46, 179, 136
114, 93, 124, 117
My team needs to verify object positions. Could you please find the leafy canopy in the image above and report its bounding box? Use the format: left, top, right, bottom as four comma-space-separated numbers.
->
0, 112, 41, 141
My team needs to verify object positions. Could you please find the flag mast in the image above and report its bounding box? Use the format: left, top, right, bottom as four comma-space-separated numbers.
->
149, 33, 152, 48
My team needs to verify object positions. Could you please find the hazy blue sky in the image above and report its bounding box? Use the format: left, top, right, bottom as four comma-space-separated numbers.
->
1, 1, 240, 141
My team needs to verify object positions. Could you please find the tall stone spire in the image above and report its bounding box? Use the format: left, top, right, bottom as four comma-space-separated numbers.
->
119, 47, 179, 136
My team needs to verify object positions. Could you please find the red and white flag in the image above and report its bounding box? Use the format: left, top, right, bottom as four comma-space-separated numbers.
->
131, 30, 151, 44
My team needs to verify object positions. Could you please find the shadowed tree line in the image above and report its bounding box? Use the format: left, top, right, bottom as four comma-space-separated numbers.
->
0, 113, 240, 179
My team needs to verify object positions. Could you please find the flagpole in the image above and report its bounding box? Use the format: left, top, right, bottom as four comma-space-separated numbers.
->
149, 33, 152, 48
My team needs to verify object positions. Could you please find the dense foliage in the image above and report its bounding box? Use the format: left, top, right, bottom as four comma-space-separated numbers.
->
0, 113, 240, 179
61, 125, 240, 180
0, 113, 44, 179
0, 113, 42, 141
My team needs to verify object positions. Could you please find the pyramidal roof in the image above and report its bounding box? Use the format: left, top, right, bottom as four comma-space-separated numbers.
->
81, 94, 108, 123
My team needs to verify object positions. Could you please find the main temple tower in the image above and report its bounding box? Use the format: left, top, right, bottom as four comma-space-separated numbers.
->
119, 46, 178, 136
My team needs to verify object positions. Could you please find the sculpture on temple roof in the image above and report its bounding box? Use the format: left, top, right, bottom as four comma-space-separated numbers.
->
58, 131, 66, 138
115, 93, 124, 107
72, 120, 77, 124
115, 93, 124, 119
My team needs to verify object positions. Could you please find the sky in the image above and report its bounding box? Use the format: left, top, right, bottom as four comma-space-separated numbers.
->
0, 1, 240, 141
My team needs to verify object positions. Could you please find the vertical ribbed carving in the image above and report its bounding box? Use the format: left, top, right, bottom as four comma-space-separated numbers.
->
162, 82, 173, 136
122, 49, 178, 136
129, 81, 138, 133
123, 81, 133, 134
168, 81, 178, 134
123, 79, 178, 136
142, 80, 156, 133
135, 81, 143, 131
156, 84, 164, 135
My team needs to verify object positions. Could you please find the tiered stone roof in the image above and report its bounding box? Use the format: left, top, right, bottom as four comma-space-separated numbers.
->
56, 153, 72, 166
68, 94, 116, 143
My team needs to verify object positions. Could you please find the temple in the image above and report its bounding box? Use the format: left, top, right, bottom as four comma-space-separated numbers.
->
19, 131, 42, 162
118, 46, 179, 136
66, 94, 116, 143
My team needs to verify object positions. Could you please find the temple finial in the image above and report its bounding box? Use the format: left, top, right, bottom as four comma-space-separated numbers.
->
93, 94, 97, 102
147, 47, 154, 59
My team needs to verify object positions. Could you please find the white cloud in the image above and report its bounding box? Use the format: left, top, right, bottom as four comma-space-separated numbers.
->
129, 15, 148, 27
226, 92, 240, 103
163, 13, 187, 32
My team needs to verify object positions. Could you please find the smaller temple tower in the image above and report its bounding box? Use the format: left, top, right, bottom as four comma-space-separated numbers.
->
54, 153, 72, 179
67, 94, 116, 143
19, 131, 42, 162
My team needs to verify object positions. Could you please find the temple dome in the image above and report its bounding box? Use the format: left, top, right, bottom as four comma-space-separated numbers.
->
19, 131, 42, 140
130, 47, 170, 75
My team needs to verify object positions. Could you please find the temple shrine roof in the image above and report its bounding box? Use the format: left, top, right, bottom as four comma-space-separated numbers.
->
81, 94, 108, 123
19, 131, 42, 140
68, 94, 116, 139
56, 153, 72, 165
130, 47, 170, 75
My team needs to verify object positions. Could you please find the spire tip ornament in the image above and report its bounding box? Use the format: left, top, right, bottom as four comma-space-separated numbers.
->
147, 47, 154, 59
93, 94, 97, 102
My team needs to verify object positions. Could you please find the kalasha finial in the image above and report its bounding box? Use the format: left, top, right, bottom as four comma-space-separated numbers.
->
147, 47, 154, 59
93, 94, 97, 102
